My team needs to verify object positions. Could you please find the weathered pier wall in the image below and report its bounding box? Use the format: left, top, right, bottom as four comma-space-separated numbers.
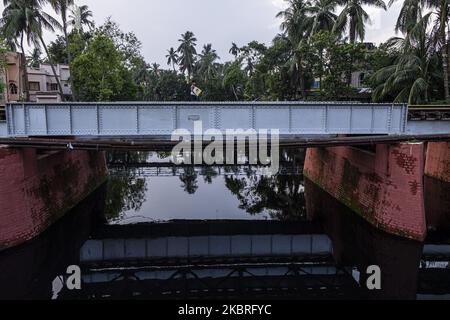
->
425, 142, 450, 183
304, 143, 427, 241
424, 142, 450, 232
0, 148, 107, 251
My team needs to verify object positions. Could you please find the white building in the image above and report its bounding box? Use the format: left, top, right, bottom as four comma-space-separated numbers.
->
27, 64, 72, 103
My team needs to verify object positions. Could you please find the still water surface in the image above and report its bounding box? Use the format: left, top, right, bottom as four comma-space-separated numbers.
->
0, 149, 449, 300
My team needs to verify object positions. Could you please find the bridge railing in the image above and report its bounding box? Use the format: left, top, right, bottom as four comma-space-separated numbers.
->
4, 102, 408, 137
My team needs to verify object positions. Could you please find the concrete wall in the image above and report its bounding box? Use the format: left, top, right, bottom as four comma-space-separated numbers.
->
304, 143, 426, 241
0, 148, 107, 251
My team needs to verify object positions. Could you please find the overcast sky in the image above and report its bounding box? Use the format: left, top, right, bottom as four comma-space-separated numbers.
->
1, 0, 403, 66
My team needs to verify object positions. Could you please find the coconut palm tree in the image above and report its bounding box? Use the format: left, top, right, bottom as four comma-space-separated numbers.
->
177, 31, 197, 79
371, 14, 439, 104
306, 0, 338, 35
333, 0, 387, 44
196, 44, 220, 82
390, 0, 450, 101
49, 0, 77, 100
276, 0, 312, 98
26, 47, 42, 67
166, 47, 178, 71
229, 42, 240, 58
425, 0, 450, 100
2, 0, 65, 100
69, 4, 94, 33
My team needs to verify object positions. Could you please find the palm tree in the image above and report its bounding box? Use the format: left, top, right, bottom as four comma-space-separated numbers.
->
390, 0, 450, 101
333, 0, 387, 44
426, 0, 450, 100
371, 14, 438, 104
229, 42, 240, 58
166, 47, 178, 71
26, 47, 42, 67
306, 0, 338, 35
177, 31, 197, 79
2, 0, 65, 100
69, 4, 94, 33
276, 0, 312, 98
150, 63, 160, 75
196, 44, 220, 82
49, 0, 77, 100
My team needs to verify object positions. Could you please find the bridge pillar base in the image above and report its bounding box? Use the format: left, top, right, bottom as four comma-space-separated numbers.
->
0, 148, 107, 251
304, 143, 426, 241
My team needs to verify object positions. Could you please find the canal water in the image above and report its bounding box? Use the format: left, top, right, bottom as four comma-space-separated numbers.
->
0, 149, 449, 300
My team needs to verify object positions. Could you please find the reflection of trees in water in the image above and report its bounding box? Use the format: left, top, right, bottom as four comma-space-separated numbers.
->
225, 148, 306, 221
179, 167, 199, 194
104, 148, 306, 221
225, 174, 305, 221
105, 152, 149, 221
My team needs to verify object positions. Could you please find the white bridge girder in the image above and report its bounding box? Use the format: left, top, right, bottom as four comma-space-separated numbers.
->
3, 102, 409, 137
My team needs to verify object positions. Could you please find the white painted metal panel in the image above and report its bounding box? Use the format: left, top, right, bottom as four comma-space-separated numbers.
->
328, 106, 351, 133
139, 106, 175, 134
100, 106, 137, 135
291, 105, 326, 133
351, 107, 373, 133
218, 107, 253, 130
47, 106, 71, 135
5, 102, 409, 137
71, 105, 98, 135
27, 105, 47, 135
255, 107, 290, 133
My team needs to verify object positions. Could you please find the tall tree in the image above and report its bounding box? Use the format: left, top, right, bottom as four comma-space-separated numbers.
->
49, 0, 77, 100
390, 0, 450, 100
229, 42, 240, 58
426, 0, 450, 100
276, 0, 312, 98
177, 31, 197, 79
166, 47, 178, 71
333, 0, 387, 44
69, 4, 94, 33
196, 43, 220, 82
371, 14, 438, 104
306, 0, 338, 36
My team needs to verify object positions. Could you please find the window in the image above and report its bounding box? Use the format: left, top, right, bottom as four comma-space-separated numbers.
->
48, 83, 59, 91
29, 82, 40, 91
9, 83, 18, 95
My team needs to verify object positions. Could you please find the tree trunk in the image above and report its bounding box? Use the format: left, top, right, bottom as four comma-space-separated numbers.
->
442, 18, 450, 101
20, 34, 30, 102
39, 33, 65, 101
347, 17, 356, 87
62, 13, 77, 101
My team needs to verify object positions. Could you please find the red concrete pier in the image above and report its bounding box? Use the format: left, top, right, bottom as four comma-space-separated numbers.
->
0, 148, 107, 251
304, 143, 427, 241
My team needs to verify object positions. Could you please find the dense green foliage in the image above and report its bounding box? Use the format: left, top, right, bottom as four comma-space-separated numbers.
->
1, 0, 449, 103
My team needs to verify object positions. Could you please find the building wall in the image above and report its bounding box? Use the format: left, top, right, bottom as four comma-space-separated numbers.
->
27, 63, 72, 103
1, 52, 25, 105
